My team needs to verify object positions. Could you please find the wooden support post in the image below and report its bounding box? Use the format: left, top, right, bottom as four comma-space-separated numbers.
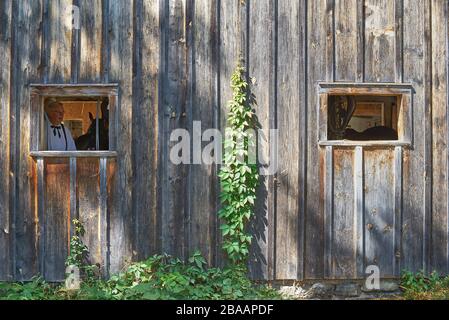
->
69, 157, 77, 239
99, 157, 109, 278
354, 146, 364, 277
37, 157, 45, 277
393, 146, 403, 276
324, 146, 334, 278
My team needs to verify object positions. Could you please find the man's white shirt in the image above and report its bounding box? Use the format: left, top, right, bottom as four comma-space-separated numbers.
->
46, 117, 77, 151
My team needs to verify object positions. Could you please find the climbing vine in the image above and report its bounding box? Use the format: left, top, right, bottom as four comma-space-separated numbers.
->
218, 65, 260, 265
66, 219, 89, 268
66, 219, 96, 281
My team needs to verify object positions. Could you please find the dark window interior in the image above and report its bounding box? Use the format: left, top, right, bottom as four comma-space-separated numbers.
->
327, 94, 400, 141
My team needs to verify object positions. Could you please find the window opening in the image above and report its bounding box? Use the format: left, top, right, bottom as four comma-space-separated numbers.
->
327, 94, 399, 141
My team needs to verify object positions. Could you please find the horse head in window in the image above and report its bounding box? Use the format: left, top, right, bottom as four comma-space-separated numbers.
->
343, 126, 398, 140
74, 99, 109, 150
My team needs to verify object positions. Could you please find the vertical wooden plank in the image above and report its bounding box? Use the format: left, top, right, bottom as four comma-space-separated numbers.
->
356, 0, 365, 82
217, 0, 248, 270
332, 148, 358, 279
364, 149, 395, 277
41, 0, 50, 83
394, 0, 404, 82
156, 0, 166, 261
328, 0, 335, 81
101, 0, 110, 82
393, 146, 403, 276
0, 0, 12, 280
13, 0, 43, 280
219, 0, 241, 132
334, 0, 358, 81
306, 0, 333, 279
324, 146, 333, 278
364, 0, 396, 82
76, 158, 102, 269
71, 0, 80, 83
38, 0, 72, 280
44, 159, 70, 281
322, 0, 336, 81
446, 0, 449, 277
212, 0, 221, 268
248, 0, 276, 280
161, 0, 189, 259
47, 0, 73, 83
423, 0, 432, 274
189, 0, 218, 264
298, 0, 308, 280
354, 146, 364, 277
402, 0, 426, 273
219, 0, 243, 270
275, 0, 304, 280
131, 0, 160, 261
430, 0, 448, 274
106, 158, 116, 274
108, 0, 134, 273
39, 0, 71, 281
78, 0, 102, 82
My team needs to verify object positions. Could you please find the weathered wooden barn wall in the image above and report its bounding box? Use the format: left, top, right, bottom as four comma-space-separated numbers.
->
0, 0, 448, 281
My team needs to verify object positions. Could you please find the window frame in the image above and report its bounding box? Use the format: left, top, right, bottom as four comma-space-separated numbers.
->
317, 82, 414, 147
29, 83, 119, 157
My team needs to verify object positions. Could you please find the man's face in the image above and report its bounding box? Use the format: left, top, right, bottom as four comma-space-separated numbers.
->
47, 103, 64, 125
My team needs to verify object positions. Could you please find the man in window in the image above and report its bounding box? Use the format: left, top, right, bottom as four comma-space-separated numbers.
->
44, 99, 77, 151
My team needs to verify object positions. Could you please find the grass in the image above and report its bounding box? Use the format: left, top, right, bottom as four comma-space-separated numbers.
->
399, 271, 449, 300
